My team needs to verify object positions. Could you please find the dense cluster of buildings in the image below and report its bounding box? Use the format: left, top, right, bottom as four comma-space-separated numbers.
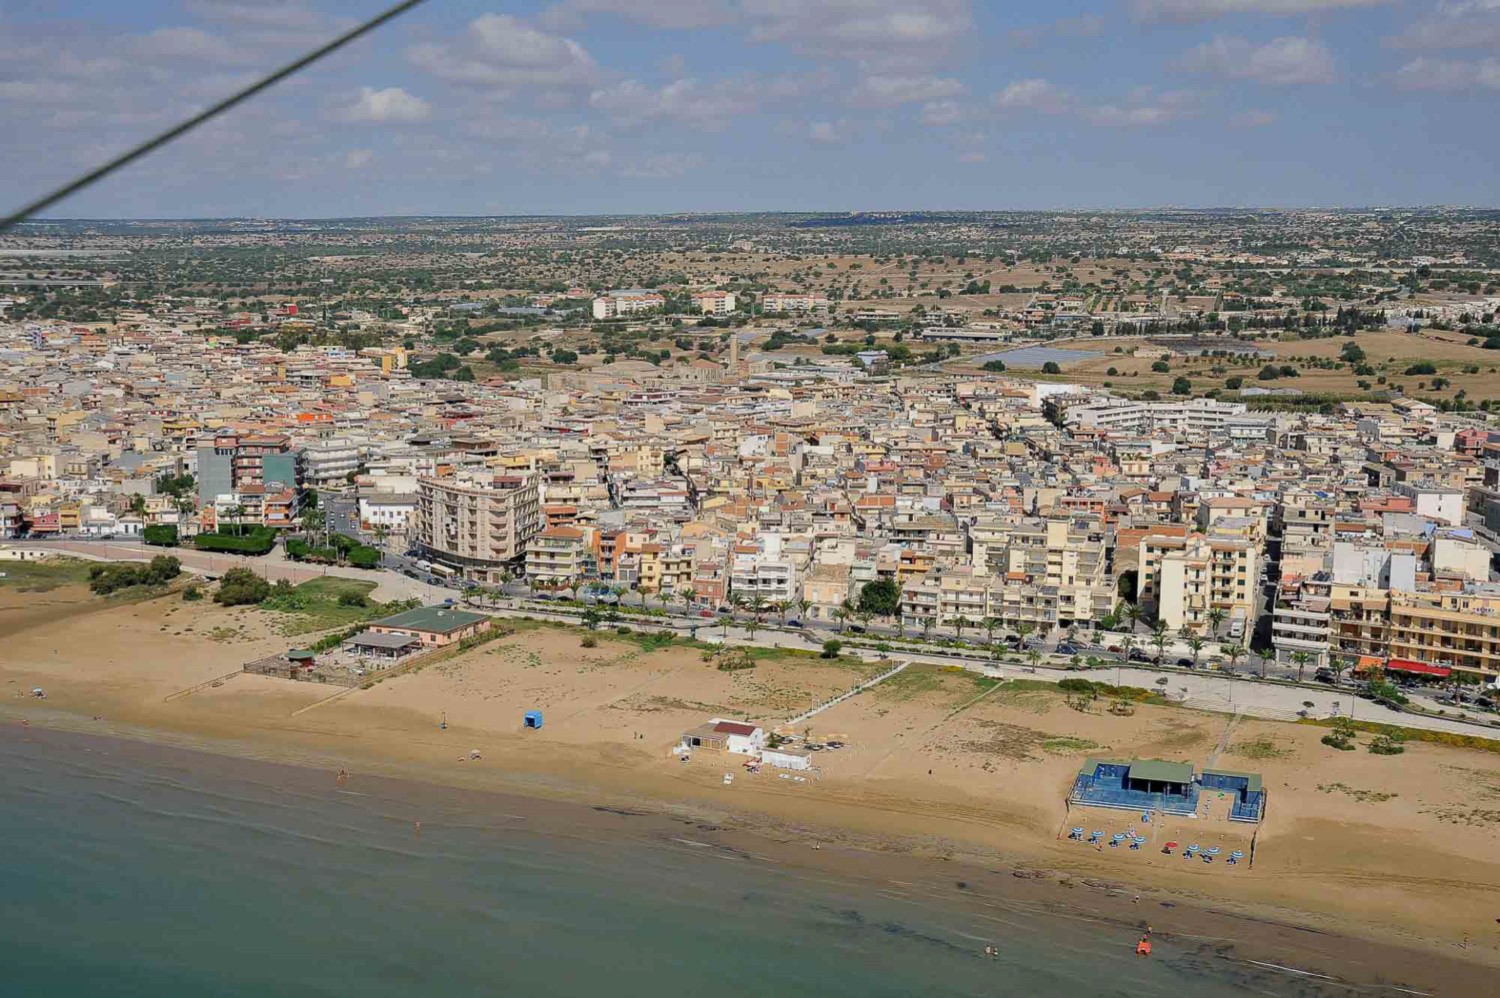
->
3, 305, 1499, 687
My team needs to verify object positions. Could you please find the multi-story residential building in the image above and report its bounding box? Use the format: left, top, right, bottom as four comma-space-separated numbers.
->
358, 493, 417, 536
1272, 571, 1332, 670
591, 289, 666, 319
196, 432, 302, 505
761, 292, 829, 313
1139, 532, 1258, 639
302, 438, 361, 489
416, 473, 541, 583
997, 514, 1114, 627
525, 525, 586, 586
1387, 588, 1500, 682
901, 567, 999, 633
691, 290, 736, 315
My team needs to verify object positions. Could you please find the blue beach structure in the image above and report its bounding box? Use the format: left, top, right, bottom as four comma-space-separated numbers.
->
523, 710, 544, 730
1069, 758, 1266, 823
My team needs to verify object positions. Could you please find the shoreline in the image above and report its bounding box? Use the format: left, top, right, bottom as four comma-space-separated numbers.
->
6, 700, 1495, 995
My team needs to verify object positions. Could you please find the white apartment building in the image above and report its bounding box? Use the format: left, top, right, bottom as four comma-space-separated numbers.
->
524, 525, 586, 586
691, 290, 736, 315
591, 289, 666, 319
1061, 397, 1252, 435
1139, 532, 1258, 640
302, 438, 361, 489
358, 493, 417, 535
761, 292, 829, 313
416, 473, 541, 582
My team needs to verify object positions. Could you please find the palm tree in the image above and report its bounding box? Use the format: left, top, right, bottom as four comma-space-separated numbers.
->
832, 605, 851, 633
920, 615, 936, 641
895, 613, 906, 639
1206, 607, 1227, 638
678, 586, 697, 617
788, 597, 805, 623
1222, 644, 1244, 673
1015, 621, 1035, 644
748, 594, 768, 625
1291, 650, 1311, 684
771, 599, 791, 625
982, 616, 1003, 646
1150, 622, 1169, 663
1120, 634, 1136, 662
1123, 602, 1142, 633
1027, 647, 1042, 670
1187, 634, 1205, 668
949, 616, 969, 641
1329, 655, 1349, 687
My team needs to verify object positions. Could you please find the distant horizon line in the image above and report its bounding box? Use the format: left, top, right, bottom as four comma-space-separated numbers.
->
12, 205, 1499, 224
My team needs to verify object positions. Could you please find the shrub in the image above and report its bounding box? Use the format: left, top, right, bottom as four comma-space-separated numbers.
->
1151, 360, 1170, 373
214, 567, 271, 606
337, 591, 369, 608
1041, 361, 1062, 374
821, 639, 843, 658
182, 584, 203, 601
580, 635, 598, 649
1368, 732, 1406, 755
1404, 361, 1437, 375
1171, 376, 1192, 395
87, 555, 182, 595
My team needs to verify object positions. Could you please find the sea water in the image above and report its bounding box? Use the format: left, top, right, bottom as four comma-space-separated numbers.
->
0, 728, 1338, 998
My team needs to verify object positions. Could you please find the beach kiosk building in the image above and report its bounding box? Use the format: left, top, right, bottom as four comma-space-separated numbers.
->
680, 719, 765, 756
1199, 768, 1267, 823
366, 606, 490, 648
1071, 758, 1199, 816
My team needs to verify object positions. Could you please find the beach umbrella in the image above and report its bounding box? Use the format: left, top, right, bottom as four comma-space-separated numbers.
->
1164, 840, 1179, 849
1206, 846, 1221, 856
1186, 843, 1200, 853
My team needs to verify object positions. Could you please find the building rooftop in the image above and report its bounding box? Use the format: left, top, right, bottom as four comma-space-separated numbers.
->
371, 605, 488, 634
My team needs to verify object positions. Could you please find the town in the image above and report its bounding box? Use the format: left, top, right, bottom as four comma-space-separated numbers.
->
2, 210, 1499, 713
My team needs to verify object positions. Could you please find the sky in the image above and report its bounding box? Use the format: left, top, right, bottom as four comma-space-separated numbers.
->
1, 0, 1497, 217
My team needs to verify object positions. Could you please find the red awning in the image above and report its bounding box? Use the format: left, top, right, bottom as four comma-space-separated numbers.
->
1385, 659, 1452, 678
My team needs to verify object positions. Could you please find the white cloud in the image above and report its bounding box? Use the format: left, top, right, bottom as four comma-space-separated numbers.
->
1085, 88, 1198, 126
335, 86, 433, 124
1133, 0, 1389, 21
589, 78, 759, 130
1395, 55, 1500, 88
619, 152, 703, 178
743, 0, 972, 64
541, 0, 736, 30
344, 149, 375, 169
807, 119, 853, 144
1231, 108, 1278, 126
131, 27, 253, 64
1180, 35, 1336, 84
588, 73, 820, 129
850, 74, 966, 105
994, 78, 1072, 112
185, 1, 329, 32
1389, 1, 1500, 50
920, 99, 963, 125
409, 14, 600, 92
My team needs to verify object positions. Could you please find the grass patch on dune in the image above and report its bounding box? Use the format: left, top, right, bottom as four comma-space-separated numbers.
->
0, 557, 94, 592
1040, 736, 1103, 754
1229, 735, 1292, 760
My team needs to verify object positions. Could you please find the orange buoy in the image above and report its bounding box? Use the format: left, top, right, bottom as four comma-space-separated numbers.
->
1135, 938, 1152, 957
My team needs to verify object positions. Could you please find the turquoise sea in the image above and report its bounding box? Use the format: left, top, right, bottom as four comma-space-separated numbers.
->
0, 727, 1375, 997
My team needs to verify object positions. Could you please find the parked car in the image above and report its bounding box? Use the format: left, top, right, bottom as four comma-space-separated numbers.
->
698, 609, 714, 618
1128, 649, 1152, 662
1176, 657, 1195, 668
786, 619, 804, 628
1057, 642, 1079, 655
1106, 644, 1123, 654
849, 624, 866, 634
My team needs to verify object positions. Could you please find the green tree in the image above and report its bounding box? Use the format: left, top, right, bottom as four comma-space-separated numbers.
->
214, 567, 271, 606
1171, 376, 1192, 395
858, 578, 902, 617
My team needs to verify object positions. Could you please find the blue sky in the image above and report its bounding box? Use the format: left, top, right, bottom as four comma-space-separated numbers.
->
1, 1, 1497, 217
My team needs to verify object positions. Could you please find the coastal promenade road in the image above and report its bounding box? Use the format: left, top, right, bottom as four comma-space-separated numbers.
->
467, 600, 1498, 740
12, 540, 447, 604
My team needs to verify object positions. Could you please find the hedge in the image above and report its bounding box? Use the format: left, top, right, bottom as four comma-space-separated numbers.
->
194, 527, 276, 555
143, 524, 178, 547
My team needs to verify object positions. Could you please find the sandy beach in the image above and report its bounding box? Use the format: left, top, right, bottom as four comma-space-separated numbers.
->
5, 580, 1500, 990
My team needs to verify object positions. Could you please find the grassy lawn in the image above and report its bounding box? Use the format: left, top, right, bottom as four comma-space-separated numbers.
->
261, 577, 385, 635
0, 557, 94, 592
